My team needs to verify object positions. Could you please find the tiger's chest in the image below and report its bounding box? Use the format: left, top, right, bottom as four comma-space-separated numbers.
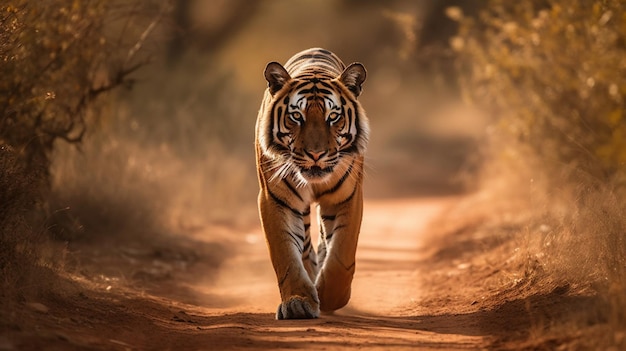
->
308, 154, 363, 205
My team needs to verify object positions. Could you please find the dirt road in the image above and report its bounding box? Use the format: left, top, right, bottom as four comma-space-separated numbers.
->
6, 197, 541, 350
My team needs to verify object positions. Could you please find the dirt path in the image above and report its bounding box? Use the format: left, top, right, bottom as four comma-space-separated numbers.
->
194, 197, 489, 350
7, 197, 508, 350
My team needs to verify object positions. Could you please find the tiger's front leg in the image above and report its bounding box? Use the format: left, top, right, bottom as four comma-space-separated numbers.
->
258, 191, 320, 320
315, 183, 363, 312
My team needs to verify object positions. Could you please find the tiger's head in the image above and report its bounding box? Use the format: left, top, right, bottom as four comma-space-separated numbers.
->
258, 60, 368, 186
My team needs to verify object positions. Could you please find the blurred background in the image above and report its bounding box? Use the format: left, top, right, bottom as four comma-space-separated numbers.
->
3, 1, 496, 317
48, 0, 486, 234
2, 1, 625, 347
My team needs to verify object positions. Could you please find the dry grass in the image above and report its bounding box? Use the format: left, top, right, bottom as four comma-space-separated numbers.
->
451, 0, 626, 347
49, 58, 261, 242
12, 1, 613, 347
455, 125, 626, 349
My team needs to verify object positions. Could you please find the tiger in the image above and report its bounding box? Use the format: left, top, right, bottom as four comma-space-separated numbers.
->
255, 48, 369, 319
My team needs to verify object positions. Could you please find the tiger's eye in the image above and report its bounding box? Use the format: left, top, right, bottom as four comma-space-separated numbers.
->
328, 112, 342, 125
289, 112, 303, 124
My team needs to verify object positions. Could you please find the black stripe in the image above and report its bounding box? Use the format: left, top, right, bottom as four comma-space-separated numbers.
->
340, 143, 358, 154
303, 240, 311, 252
292, 54, 316, 61
353, 105, 360, 141
268, 98, 278, 147
319, 160, 354, 197
268, 189, 303, 216
298, 54, 339, 67
278, 266, 291, 286
289, 230, 304, 242
269, 96, 292, 151
296, 72, 336, 80
277, 106, 283, 119
282, 178, 303, 201
321, 214, 336, 221
339, 132, 354, 146
314, 54, 339, 65
337, 185, 358, 205
318, 80, 334, 89
304, 223, 311, 231
334, 224, 347, 232
295, 81, 313, 90
299, 87, 317, 95
287, 231, 304, 252
332, 81, 362, 148
346, 109, 354, 134
271, 143, 291, 154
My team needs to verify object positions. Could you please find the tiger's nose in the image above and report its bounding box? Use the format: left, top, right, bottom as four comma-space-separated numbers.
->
304, 150, 327, 161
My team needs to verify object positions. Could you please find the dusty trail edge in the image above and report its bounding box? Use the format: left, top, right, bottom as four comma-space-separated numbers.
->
7, 197, 517, 350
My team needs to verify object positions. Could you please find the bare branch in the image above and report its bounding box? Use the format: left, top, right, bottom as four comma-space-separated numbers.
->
124, 1, 171, 69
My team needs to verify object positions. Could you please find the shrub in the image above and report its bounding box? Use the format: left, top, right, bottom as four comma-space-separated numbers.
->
0, 0, 164, 302
452, 0, 626, 347
1, 1, 159, 180
453, 0, 626, 185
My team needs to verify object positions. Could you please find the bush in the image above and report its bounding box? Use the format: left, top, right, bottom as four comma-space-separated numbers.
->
0, 0, 164, 303
452, 0, 626, 347
1, 1, 159, 178
454, 0, 626, 184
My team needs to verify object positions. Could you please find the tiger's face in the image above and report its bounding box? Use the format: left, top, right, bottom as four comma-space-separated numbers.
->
276, 85, 352, 183
259, 62, 368, 186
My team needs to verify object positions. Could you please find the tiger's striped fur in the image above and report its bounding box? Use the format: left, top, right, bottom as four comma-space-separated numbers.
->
255, 48, 369, 319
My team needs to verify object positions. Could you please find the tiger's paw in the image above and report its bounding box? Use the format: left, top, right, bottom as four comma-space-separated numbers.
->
276, 296, 320, 320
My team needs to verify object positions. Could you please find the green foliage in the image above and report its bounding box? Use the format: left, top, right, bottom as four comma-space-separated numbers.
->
454, 0, 626, 184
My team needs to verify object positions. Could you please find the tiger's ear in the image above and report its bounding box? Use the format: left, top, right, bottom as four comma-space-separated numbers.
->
339, 63, 367, 98
264, 62, 291, 95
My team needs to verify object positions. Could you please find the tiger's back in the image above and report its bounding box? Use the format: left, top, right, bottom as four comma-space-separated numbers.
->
284, 48, 345, 77
255, 48, 369, 319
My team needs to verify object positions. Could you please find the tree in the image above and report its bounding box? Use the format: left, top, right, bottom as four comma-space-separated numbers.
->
1, 1, 165, 185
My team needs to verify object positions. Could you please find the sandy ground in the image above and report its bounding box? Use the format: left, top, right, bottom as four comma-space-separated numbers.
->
2, 197, 586, 350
